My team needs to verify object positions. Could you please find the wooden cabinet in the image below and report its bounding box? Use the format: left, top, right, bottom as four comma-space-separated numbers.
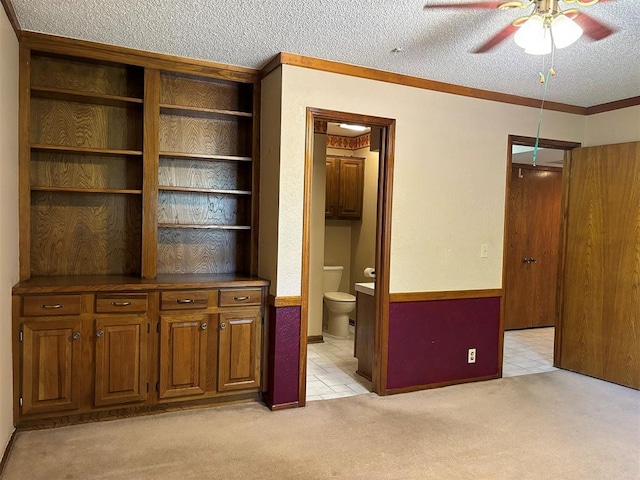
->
159, 313, 209, 399
218, 309, 261, 391
94, 316, 149, 406
20, 318, 84, 415
325, 156, 364, 220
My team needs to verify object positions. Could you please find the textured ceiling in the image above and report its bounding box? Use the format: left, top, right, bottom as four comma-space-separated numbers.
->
12, 0, 640, 107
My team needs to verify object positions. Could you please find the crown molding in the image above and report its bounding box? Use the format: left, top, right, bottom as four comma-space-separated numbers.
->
586, 96, 640, 116
1, 0, 21, 41
261, 52, 588, 115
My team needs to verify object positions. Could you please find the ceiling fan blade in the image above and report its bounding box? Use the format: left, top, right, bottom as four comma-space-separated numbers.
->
473, 23, 518, 53
571, 11, 616, 41
423, 2, 510, 9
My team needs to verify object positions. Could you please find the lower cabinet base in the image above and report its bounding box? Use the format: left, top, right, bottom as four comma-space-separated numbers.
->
16, 391, 263, 431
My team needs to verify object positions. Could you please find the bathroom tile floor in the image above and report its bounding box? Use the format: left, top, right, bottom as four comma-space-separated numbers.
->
503, 327, 557, 377
306, 332, 372, 401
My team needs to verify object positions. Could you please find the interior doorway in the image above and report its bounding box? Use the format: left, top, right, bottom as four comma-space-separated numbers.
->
501, 135, 580, 378
299, 108, 395, 406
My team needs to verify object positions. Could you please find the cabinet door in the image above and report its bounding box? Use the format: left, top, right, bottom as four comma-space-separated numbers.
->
159, 314, 208, 399
338, 158, 364, 219
325, 157, 338, 218
218, 309, 261, 392
95, 317, 148, 406
21, 319, 83, 415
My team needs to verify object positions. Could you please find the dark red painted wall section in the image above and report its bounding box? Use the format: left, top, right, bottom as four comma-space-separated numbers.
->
387, 297, 501, 390
265, 305, 301, 408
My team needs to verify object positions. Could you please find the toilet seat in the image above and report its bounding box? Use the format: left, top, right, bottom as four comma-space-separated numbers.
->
324, 292, 355, 302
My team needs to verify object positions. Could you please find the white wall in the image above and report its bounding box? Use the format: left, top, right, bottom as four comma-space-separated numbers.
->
585, 106, 640, 146
258, 67, 282, 295
275, 65, 585, 295
0, 10, 19, 454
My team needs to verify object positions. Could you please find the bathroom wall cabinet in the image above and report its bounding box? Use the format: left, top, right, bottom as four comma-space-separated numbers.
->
13, 37, 268, 428
325, 155, 364, 220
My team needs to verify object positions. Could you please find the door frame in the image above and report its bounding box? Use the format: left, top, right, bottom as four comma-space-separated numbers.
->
299, 107, 396, 405
500, 135, 581, 375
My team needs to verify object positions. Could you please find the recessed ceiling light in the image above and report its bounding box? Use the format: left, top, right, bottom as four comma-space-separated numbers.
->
339, 124, 368, 132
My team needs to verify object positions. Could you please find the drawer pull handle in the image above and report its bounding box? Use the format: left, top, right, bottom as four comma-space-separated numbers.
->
96, 330, 104, 338
72, 332, 81, 340
233, 296, 250, 301
176, 299, 194, 304
41, 304, 63, 309
111, 301, 132, 307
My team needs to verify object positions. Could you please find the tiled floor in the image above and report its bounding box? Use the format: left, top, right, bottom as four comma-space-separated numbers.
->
306, 333, 372, 401
503, 327, 558, 377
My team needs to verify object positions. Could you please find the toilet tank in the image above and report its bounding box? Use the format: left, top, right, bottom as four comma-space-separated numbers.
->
323, 266, 343, 293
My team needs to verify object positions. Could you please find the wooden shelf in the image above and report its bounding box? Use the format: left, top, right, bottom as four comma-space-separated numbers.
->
158, 223, 251, 231
32, 86, 143, 108
31, 145, 143, 157
31, 186, 143, 195
160, 104, 252, 119
159, 151, 252, 162
158, 186, 251, 196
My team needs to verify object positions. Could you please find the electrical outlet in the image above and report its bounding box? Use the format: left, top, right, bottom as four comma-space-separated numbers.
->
480, 244, 488, 258
468, 348, 476, 364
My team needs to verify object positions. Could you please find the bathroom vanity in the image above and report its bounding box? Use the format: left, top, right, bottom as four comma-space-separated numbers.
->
354, 282, 375, 381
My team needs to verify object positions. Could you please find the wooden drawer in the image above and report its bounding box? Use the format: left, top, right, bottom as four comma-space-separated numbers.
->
96, 294, 148, 313
219, 289, 262, 307
23, 295, 82, 317
160, 291, 210, 310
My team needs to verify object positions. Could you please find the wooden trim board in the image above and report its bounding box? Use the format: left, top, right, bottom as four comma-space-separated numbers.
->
1, 0, 21, 41
267, 295, 302, 308
586, 96, 640, 115
386, 374, 500, 395
262, 52, 586, 115
307, 335, 324, 344
0, 429, 17, 477
389, 289, 503, 303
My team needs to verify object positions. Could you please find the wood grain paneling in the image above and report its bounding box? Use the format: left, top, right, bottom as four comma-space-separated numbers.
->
30, 99, 142, 151
31, 54, 143, 98
157, 191, 249, 226
355, 291, 375, 381
504, 166, 562, 329
159, 157, 251, 191
19, 46, 31, 280
218, 309, 261, 391
160, 73, 252, 112
157, 229, 249, 274
30, 192, 142, 276
30, 152, 142, 190
558, 142, 640, 389
159, 114, 251, 157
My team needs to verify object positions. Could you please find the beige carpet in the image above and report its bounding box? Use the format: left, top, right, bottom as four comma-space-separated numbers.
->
3, 370, 639, 480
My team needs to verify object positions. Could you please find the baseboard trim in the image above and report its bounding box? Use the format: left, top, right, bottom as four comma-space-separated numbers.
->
269, 401, 300, 411
387, 373, 500, 395
0, 429, 17, 477
307, 335, 324, 344
390, 289, 503, 303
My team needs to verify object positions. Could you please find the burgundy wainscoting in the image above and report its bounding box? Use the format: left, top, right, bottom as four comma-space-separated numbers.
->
265, 305, 301, 408
387, 297, 501, 390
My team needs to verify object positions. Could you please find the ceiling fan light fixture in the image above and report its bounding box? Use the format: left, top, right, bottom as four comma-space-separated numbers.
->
515, 15, 553, 55
550, 14, 583, 48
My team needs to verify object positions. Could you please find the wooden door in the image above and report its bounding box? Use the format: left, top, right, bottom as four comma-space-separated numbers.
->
218, 309, 261, 391
558, 142, 640, 389
325, 157, 338, 217
21, 319, 83, 415
337, 158, 364, 219
159, 314, 208, 399
94, 317, 148, 406
505, 164, 562, 329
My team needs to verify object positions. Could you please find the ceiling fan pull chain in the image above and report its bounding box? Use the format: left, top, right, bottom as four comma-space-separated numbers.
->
533, 45, 555, 167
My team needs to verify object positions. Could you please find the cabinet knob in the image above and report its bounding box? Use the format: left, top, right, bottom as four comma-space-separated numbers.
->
220, 322, 227, 330
96, 330, 104, 338
201, 323, 208, 330
72, 332, 81, 340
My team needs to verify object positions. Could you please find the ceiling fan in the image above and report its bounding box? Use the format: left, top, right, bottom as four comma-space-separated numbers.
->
423, 0, 617, 54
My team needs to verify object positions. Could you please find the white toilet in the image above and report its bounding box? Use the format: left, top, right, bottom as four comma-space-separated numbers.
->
323, 266, 356, 337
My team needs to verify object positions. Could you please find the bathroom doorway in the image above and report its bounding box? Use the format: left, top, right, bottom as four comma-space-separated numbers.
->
501, 135, 580, 379
299, 108, 395, 406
